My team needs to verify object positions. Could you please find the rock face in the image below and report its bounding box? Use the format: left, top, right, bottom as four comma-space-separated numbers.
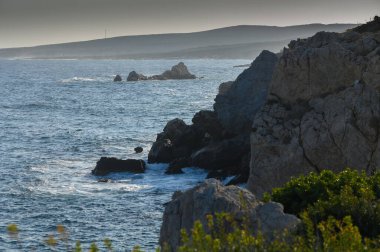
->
113, 75, 122, 82
214, 50, 278, 134
126, 62, 196, 81
149, 51, 278, 183
92, 157, 146, 176
248, 22, 380, 197
159, 179, 300, 250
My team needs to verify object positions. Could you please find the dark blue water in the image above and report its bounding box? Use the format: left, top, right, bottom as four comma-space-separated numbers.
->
0, 59, 248, 251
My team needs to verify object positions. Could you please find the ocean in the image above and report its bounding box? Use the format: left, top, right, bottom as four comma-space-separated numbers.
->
0, 59, 248, 251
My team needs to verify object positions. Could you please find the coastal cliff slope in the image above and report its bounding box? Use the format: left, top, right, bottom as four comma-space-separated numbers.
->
248, 19, 380, 196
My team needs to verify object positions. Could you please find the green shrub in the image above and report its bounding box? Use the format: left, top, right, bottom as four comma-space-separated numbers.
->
271, 169, 380, 238
178, 212, 379, 251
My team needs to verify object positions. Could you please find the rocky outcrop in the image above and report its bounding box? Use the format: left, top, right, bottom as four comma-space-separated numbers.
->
149, 51, 278, 183
127, 62, 196, 81
113, 75, 122, 82
156, 62, 196, 80
214, 50, 278, 134
159, 179, 300, 250
127, 71, 148, 81
248, 22, 380, 196
92, 157, 146, 176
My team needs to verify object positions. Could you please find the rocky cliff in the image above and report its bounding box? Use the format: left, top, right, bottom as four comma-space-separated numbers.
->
248, 19, 380, 196
148, 51, 278, 182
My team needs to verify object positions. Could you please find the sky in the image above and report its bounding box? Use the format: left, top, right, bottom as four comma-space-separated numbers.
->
0, 0, 379, 49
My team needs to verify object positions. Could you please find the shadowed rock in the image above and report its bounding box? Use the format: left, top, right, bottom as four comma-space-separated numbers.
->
92, 157, 146, 176
165, 157, 190, 174
134, 147, 143, 153
149, 52, 278, 179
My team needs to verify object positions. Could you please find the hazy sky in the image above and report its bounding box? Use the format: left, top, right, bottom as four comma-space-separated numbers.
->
0, 0, 378, 48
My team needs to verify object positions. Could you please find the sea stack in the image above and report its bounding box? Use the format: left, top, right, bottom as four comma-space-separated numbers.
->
113, 75, 122, 82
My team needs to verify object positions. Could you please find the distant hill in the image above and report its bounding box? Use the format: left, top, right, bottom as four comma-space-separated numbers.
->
0, 24, 358, 59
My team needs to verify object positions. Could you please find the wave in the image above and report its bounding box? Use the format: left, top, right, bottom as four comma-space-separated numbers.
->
61, 77, 98, 83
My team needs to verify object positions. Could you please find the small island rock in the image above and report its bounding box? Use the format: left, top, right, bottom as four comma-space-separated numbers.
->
126, 62, 196, 82
113, 75, 122, 82
134, 147, 143, 153
92, 157, 146, 176
127, 71, 148, 81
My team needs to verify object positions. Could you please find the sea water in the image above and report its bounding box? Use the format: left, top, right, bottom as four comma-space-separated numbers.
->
0, 59, 249, 251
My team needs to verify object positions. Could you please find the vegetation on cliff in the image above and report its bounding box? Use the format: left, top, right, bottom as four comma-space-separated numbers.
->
178, 169, 380, 251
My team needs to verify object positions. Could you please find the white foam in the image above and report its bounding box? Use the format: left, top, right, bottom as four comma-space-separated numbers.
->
61, 77, 97, 83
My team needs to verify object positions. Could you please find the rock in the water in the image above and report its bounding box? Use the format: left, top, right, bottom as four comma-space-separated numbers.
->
214, 50, 278, 135
159, 62, 196, 80
149, 52, 279, 179
165, 158, 189, 174
113, 75, 122, 82
248, 25, 380, 197
159, 179, 300, 250
127, 71, 148, 81
148, 118, 203, 163
98, 178, 112, 183
134, 147, 143, 153
92, 157, 146, 176
127, 63, 196, 81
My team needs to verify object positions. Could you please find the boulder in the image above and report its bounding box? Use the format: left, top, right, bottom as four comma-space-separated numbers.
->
113, 75, 122, 82
214, 50, 278, 135
159, 179, 300, 250
134, 147, 143, 153
92, 157, 146, 176
248, 26, 380, 197
127, 71, 148, 81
